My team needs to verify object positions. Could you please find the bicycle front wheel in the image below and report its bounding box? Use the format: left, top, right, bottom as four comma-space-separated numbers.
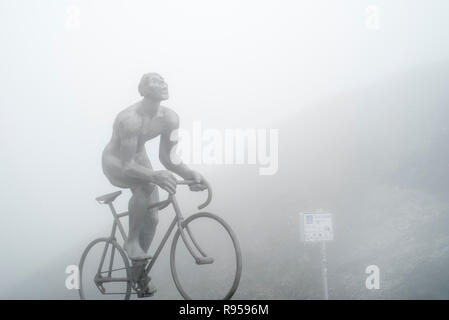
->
79, 238, 132, 300
170, 212, 242, 300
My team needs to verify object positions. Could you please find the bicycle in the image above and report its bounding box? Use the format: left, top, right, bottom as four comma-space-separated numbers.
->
78, 180, 242, 300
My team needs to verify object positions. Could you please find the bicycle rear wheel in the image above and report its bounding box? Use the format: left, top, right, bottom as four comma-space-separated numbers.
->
170, 212, 242, 300
79, 238, 132, 300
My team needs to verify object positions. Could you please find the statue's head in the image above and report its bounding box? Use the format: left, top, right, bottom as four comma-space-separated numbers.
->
138, 73, 169, 100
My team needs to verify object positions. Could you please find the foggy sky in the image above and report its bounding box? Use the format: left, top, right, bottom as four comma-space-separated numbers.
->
1, 0, 449, 298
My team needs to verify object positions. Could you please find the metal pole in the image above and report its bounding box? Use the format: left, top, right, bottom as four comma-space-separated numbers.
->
321, 241, 329, 300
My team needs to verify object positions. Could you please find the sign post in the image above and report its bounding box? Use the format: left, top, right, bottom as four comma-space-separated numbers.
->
299, 211, 334, 300
321, 241, 329, 300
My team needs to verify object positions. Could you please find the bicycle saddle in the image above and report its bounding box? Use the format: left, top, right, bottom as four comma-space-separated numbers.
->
96, 191, 122, 204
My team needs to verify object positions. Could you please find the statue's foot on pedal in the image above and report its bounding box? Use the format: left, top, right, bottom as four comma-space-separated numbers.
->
137, 280, 157, 298
134, 269, 157, 299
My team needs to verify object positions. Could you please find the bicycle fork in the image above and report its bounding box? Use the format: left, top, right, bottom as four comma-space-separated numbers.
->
144, 195, 214, 276
171, 196, 214, 265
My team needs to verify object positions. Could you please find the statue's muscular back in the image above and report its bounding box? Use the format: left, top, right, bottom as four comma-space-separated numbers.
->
102, 102, 178, 188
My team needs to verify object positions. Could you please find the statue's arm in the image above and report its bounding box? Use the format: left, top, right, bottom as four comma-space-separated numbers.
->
118, 120, 157, 182
159, 111, 194, 180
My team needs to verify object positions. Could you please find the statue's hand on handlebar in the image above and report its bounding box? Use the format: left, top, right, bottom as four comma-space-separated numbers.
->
153, 170, 177, 194
187, 171, 208, 192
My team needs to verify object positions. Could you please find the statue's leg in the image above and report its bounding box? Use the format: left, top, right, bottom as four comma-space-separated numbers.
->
139, 184, 159, 253
124, 184, 153, 260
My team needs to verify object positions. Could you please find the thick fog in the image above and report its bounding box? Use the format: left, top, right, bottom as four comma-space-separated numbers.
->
1, 0, 449, 299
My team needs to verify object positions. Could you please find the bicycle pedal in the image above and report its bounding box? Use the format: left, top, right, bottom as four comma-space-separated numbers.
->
96, 284, 106, 294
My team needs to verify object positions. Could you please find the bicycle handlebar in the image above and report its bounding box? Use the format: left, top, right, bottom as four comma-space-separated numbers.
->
177, 179, 212, 210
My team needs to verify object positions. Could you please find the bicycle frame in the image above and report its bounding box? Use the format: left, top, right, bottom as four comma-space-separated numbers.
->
103, 183, 213, 282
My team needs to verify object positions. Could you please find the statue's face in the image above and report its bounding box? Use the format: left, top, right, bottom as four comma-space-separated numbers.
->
144, 74, 169, 100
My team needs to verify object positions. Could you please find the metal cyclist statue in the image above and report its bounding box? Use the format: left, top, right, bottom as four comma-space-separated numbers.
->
101, 73, 208, 294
